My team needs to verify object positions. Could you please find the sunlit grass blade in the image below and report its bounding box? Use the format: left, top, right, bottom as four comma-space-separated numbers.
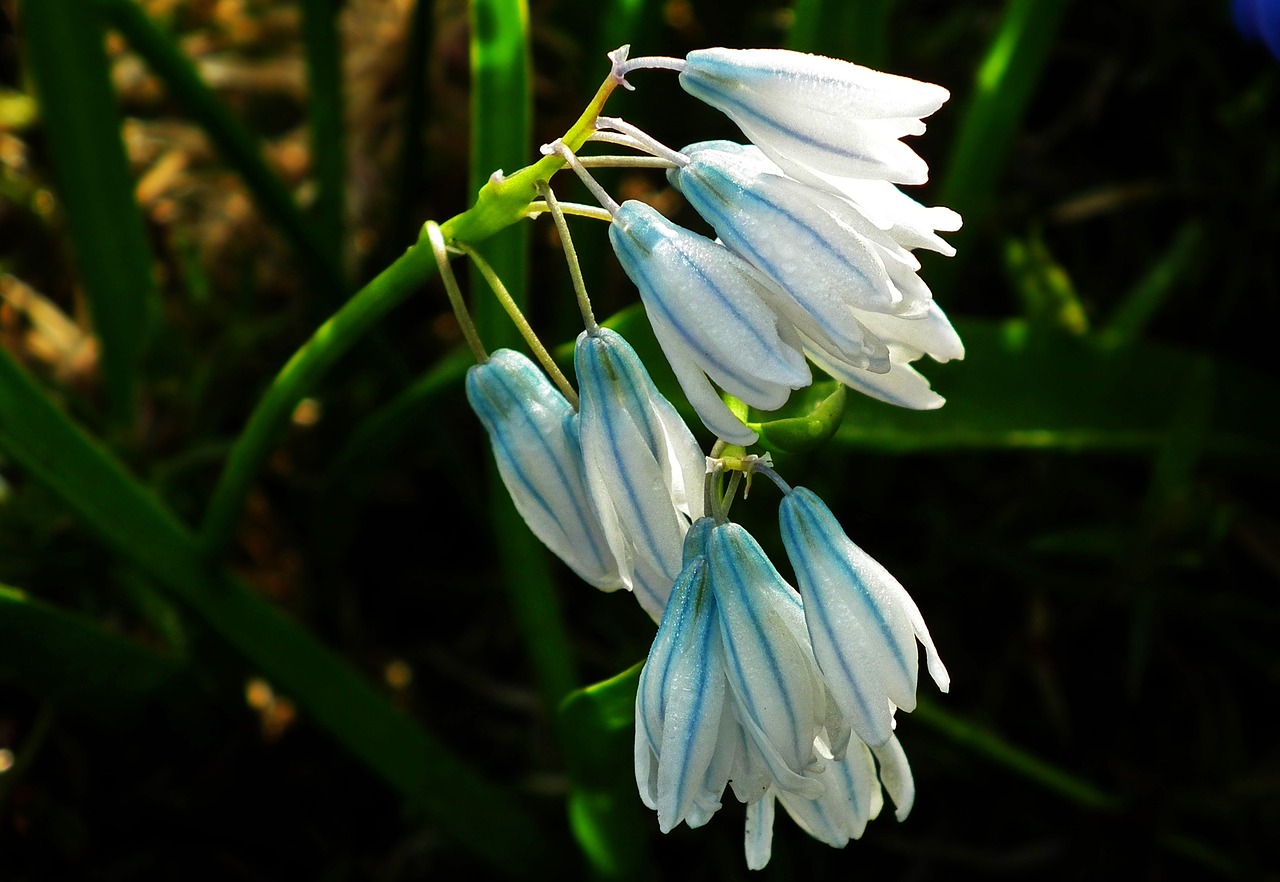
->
20, 0, 158, 425
468, 0, 531, 347
788, 0, 895, 69
0, 336, 553, 875
939, 0, 1071, 233
0, 583, 184, 715
300, 0, 346, 273
95, 0, 345, 305
559, 663, 656, 881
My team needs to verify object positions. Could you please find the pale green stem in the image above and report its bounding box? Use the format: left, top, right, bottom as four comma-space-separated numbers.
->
577, 154, 678, 169
536, 180, 599, 335
526, 201, 614, 222
547, 141, 621, 215
425, 222, 488, 364
595, 116, 688, 166
458, 241, 579, 409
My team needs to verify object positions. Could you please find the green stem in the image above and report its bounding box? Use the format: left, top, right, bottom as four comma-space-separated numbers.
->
197, 60, 627, 560
426, 223, 489, 364
459, 242, 578, 406
198, 241, 438, 557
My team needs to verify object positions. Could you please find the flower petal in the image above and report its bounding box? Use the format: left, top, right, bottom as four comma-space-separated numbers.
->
635, 548, 731, 832
575, 328, 706, 618
709, 522, 826, 799
779, 487, 948, 748
775, 737, 883, 848
680, 48, 949, 185
610, 200, 811, 441
466, 350, 620, 588
872, 734, 916, 822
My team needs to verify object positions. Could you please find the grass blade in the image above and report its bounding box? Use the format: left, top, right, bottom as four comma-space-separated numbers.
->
466, 0, 576, 705
20, 0, 159, 424
300, 0, 346, 272
0, 325, 552, 876
788, 0, 895, 68
96, 0, 345, 305
939, 0, 1071, 236
0, 583, 183, 715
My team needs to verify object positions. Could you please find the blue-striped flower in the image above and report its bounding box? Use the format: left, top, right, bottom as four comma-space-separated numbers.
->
780, 486, 949, 748
636, 495, 938, 867
636, 516, 829, 835
679, 47, 950, 187
466, 349, 620, 589
575, 327, 708, 619
608, 199, 811, 445
744, 733, 915, 870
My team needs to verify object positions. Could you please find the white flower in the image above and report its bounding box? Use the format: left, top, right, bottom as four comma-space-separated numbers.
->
744, 733, 915, 870
779, 486, 949, 748
669, 139, 964, 412
679, 47, 950, 186
465, 349, 620, 589
574, 327, 708, 619
635, 493, 937, 868
608, 199, 811, 445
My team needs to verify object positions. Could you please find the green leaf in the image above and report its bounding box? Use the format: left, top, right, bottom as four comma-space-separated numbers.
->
0, 584, 183, 715
753, 382, 847, 454
559, 663, 655, 882
834, 318, 1280, 456
468, 0, 532, 348
20, 0, 160, 424
0, 344, 553, 875
300, 0, 346, 271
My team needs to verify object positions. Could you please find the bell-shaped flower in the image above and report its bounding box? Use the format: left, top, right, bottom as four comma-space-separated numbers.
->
679, 47, 950, 186
804, 299, 964, 410
466, 349, 620, 589
744, 732, 915, 870
706, 521, 828, 801
609, 199, 812, 445
779, 486, 949, 748
575, 327, 707, 619
634, 519, 737, 832
668, 140, 964, 411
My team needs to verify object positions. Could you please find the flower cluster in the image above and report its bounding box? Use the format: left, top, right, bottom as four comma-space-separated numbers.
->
636, 478, 948, 867
456, 43, 958, 869
610, 47, 964, 444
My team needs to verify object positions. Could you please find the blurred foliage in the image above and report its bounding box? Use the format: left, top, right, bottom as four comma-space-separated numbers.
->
1, 0, 1278, 879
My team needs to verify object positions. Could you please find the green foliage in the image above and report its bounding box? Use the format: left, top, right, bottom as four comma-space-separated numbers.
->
0, 0, 1276, 878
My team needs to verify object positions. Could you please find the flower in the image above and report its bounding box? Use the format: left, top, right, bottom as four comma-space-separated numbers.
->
679, 47, 950, 187
574, 326, 708, 619
636, 478, 943, 867
666, 139, 964, 409
1234, 0, 1280, 59
465, 349, 620, 589
744, 733, 914, 870
608, 199, 811, 445
779, 486, 949, 747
